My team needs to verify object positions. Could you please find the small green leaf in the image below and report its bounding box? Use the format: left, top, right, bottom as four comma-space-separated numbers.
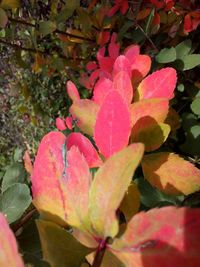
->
182, 54, 200, 71
39, 21, 56, 36
177, 84, 184, 92
175, 39, 191, 59
0, 8, 8, 28
37, 220, 92, 267
13, 147, 23, 162
191, 97, 200, 115
0, 183, 31, 223
156, 47, 176, 63
2, 162, 26, 192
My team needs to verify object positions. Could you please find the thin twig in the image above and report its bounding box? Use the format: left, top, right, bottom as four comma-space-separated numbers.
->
8, 17, 94, 42
12, 208, 37, 233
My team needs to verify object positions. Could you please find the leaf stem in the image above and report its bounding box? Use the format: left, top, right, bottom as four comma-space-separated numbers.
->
92, 238, 108, 267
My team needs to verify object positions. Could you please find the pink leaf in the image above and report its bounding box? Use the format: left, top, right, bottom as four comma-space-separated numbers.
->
113, 71, 133, 104
0, 213, 24, 267
130, 98, 169, 127
136, 67, 177, 101
31, 132, 92, 229
124, 44, 140, 64
86, 61, 97, 71
66, 81, 80, 102
66, 132, 102, 168
113, 55, 131, 77
92, 77, 114, 105
111, 207, 200, 267
65, 116, 73, 130
131, 55, 151, 84
94, 90, 131, 158
55, 118, 67, 131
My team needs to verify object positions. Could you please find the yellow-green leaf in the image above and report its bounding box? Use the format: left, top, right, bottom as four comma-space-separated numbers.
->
37, 220, 92, 267
131, 117, 171, 152
89, 144, 144, 238
142, 152, 200, 195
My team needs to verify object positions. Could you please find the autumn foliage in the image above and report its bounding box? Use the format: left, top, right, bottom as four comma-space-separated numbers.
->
1, 1, 200, 267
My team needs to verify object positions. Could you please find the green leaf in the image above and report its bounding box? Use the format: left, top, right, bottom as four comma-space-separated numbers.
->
36, 220, 92, 267
0, 183, 31, 223
0, 0, 20, 9
2, 162, 26, 192
182, 54, 200, 71
177, 84, 184, 92
13, 147, 23, 162
39, 21, 56, 36
56, 0, 79, 23
0, 8, 8, 28
18, 217, 50, 267
191, 97, 200, 115
175, 39, 191, 59
156, 47, 176, 63
135, 176, 181, 208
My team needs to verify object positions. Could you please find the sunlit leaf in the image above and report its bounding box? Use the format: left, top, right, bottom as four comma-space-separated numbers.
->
113, 55, 131, 77
89, 143, 144, 238
39, 21, 56, 36
142, 152, 200, 195
66, 80, 80, 102
111, 207, 200, 267
31, 132, 92, 229
0, 213, 24, 267
135, 68, 177, 101
92, 77, 114, 105
94, 90, 131, 158
70, 99, 99, 136
66, 132, 102, 168
113, 71, 133, 104
0, 0, 20, 9
130, 98, 169, 127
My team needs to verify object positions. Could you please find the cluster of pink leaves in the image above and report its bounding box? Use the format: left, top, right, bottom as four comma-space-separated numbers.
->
27, 40, 200, 266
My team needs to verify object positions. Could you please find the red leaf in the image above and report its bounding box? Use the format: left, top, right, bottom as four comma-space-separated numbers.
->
55, 118, 67, 131
66, 81, 80, 102
99, 57, 115, 73
136, 68, 177, 101
113, 71, 133, 104
94, 90, 131, 158
65, 116, 73, 130
92, 77, 114, 105
113, 55, 131, 77
111, 207, 200, 267
66, 132, 102, 168
0, 213, 24, 267
124, 45, 140, 63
